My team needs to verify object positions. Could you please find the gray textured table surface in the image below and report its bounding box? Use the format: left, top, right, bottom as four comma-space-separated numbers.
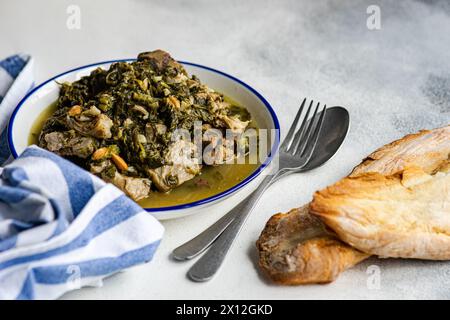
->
1, 0, 449, 299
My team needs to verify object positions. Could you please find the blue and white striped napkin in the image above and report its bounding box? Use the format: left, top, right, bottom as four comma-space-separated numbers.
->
0, 55, 164, 299
0, 146, 164, 299
0, 54, 34, 164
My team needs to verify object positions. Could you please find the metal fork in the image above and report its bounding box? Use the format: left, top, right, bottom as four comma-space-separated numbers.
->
184, 98, 326, 281
173, 98, 326, 262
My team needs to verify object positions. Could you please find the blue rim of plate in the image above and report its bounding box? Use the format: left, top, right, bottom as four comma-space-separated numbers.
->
8, 59, 280, 212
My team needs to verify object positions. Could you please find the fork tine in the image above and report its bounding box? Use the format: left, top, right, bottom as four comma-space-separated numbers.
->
288, 100, 314, 153
295, 101, 320, 155
300, 105, 327, 160
279, 98, 306, 151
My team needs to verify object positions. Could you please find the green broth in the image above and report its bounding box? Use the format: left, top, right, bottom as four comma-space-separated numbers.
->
139, 159, 258, 208
28, 101, 58, 145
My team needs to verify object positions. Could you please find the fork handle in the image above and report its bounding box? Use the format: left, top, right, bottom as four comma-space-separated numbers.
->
172, 169, 291, 261
187, 174, 276, 281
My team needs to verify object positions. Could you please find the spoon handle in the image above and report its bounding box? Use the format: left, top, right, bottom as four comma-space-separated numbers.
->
172, 203, 239, 260
187, 174, 275, 281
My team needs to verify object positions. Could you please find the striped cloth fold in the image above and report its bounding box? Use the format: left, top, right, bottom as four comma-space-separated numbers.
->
0, 146, 164, 299
0, 53, 34, 165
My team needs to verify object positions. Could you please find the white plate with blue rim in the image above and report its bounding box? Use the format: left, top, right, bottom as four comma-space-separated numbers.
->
8, 59, 280, 220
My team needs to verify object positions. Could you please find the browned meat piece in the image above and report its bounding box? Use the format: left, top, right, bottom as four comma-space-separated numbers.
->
89, 159, 111, 174
112, 172, 152, 202
165, 72, 189, 85
137, 49, 186, 74
148, 140, 201, 192
257, 205, 369, 285
43, 131, 97, 158
217, 114, 250, 134
131, 105, 149, 120
90, 160, 152, 201
145, 123, 167, 142
202, 132, 235, 165
155, 123, 167, 136
65, 114, 113, 139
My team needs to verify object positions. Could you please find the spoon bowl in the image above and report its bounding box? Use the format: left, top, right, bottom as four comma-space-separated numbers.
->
302, 106, 350, 171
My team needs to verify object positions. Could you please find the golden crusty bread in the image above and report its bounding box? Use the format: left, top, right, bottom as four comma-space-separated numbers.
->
256, 205, 369, 284
311, 125, 450, 260
350, 126, 450, 177
257, 125, 450, 284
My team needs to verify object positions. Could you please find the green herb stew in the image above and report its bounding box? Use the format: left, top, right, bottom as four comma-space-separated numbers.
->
33, 50, 258, 206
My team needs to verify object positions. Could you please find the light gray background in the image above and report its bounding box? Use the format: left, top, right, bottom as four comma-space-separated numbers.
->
1, 0, 449, 299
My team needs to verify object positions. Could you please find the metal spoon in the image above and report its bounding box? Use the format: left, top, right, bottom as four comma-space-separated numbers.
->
172, 106, 350, 261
